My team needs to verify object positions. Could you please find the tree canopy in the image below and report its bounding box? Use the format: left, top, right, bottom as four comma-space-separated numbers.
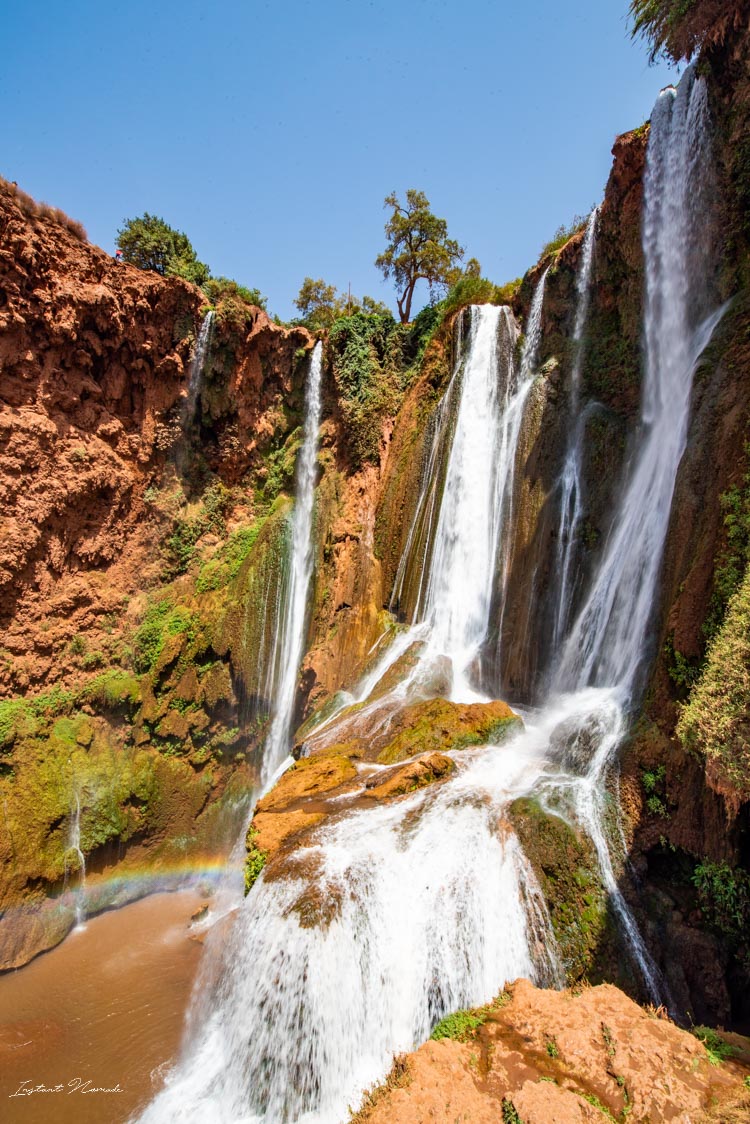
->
629, 0, 744, 62
375, 190, 465, 323
116, 213, 210, 286
294, 276, 390, 330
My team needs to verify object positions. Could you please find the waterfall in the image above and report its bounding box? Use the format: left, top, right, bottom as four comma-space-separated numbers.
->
421, 304, 518, 686
557, 70, 715, 696
141, 738, 559, 1124
65, 790, 87, 929
184, 310, 215, 429
140, 310, 563, 1124
492, 269, 548, 672
545, 65, 721, 1002
393, 276, 548, 695
261, 341, 323, 784
141, 66, 725, 1124
552, 207, 599, 649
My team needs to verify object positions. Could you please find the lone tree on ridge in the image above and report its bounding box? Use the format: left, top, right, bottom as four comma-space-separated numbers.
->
375, 189, 464, 323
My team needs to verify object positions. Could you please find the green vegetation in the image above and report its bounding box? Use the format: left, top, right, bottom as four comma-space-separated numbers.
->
664, 635, 701, 693
328, 310, 409, 467
703, 455, 750, 647
691, 1025, 739, 1065
440, 274, 521, 320
541, 213, 589, 259
509, 798, 617, 985
579, 1092, 618, 1121
196, 520, 268, 592
677, 564, 750, 798
430, 1008, 487, 1042
133, 599, 199, 674
501, 1100, 523, 1124
116, 213, 209, 285
244, 827, 268, 894
691, 860, 750, 935
116, 217, 266, 315
293, 277, 389, 330
545, 1036, 559, 1058
202, 276, 266, 312
375, 189, 466, 323
642, 764, 668, 817
629, 0, 743, 63
164, 480, 232, 576
430, 991, 509, 1042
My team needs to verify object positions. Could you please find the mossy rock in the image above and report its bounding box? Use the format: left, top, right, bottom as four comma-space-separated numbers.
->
376, 698, 522, 765
508, 797, 619, 986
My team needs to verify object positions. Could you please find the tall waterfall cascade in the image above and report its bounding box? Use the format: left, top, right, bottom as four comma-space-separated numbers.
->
141, 300, 561, 1124
141, 65, 725, 1124
260, 340, 324, 785
557, 69, 716, 695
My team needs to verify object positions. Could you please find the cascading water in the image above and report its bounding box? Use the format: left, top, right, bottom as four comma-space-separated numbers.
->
545, 64, 721, 1002
142, 64, 724, 1124
420, 304, 518, 687
141, 305, 561, 1124
391, 276, 548, 695
492, 269, 549, 671
557, 70, 715, 696
184, 310, 215, 429
259, 340, 323, 784
65, 790, 87, 929
552, 207, 598, 649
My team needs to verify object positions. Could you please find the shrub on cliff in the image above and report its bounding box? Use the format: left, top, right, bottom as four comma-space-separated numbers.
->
293, 276, 390, 330
203, 276, 267, 315
116, 213, 209, 285
677, 562, 750, 799
328, 311, 406, 467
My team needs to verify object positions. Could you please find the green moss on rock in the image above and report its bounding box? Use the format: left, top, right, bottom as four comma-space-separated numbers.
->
508, 797, 617, 985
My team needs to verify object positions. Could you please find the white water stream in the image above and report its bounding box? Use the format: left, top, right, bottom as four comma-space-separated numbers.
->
142, 66, 721, 1124
65, 790, 87, 929
261, 341, 323, 785
552, 207, 599, 649
184, 310, 215, 429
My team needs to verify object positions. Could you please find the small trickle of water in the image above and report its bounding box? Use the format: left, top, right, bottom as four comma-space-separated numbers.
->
262, 341, 323, 784
552, 207, 599, 649
65, 790, 87, 929
183, 310, 215, 429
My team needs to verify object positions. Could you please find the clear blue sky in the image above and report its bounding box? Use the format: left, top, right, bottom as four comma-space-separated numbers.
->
2, 0, 676, 319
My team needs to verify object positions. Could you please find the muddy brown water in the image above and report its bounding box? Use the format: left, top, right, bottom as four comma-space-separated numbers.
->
0, 890, 207, 1124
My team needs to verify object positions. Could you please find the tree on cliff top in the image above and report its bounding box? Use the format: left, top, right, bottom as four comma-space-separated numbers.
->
375, 190, 465, 323
294, 276, 390, 330
116, 213, 209, 286
629, 0, 745, 62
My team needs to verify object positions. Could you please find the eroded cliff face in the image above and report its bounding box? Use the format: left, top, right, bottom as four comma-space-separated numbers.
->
0, 181, 315, 966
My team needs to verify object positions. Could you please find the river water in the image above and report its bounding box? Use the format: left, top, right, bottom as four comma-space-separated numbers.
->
0, 891, 206, 1124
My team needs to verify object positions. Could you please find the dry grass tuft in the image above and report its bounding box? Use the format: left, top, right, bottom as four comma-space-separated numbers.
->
0, 175, 87, 241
